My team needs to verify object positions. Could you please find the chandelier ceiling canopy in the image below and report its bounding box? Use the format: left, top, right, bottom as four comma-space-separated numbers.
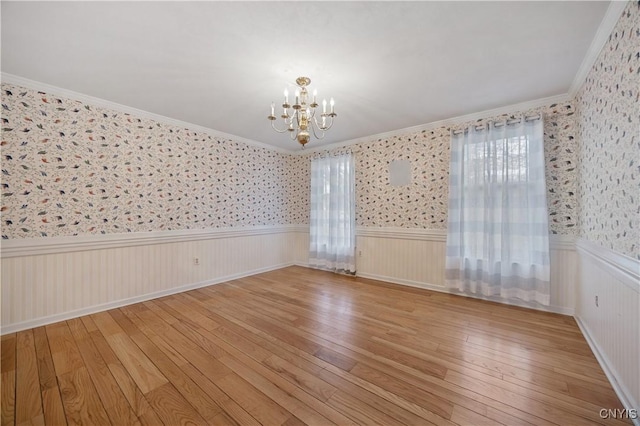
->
268, 77, 336, 148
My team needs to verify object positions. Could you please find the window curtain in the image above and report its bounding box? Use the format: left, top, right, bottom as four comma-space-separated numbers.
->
309, 153, 356, 274
445, 119, 551, 305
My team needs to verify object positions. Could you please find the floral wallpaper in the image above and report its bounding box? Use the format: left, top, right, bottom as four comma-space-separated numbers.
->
1, 82, 577, 239
285, 153, 310, 224
309, 100, 579, 235
1, 84, 298, 239
576, 0, 639, 260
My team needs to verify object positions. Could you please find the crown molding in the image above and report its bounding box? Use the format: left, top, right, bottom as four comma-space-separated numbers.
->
1, 73, 291, 155
568, 0, 629, 98
298, 93, 570, 155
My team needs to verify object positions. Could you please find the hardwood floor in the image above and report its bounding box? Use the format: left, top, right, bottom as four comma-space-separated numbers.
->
1, 266, 628, 425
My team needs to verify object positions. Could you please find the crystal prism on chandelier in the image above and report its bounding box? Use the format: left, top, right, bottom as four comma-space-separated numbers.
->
268, 77, 336, 148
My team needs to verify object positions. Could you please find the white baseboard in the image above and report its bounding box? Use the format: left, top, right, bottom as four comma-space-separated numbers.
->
1, 262, 294, 335
575, 315, 640, 426
356, 271, 574, 316
357, 271, 445, 292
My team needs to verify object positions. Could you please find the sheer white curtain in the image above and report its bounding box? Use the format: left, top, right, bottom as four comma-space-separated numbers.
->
309, 153, 356, 274
445, 119, 550, 305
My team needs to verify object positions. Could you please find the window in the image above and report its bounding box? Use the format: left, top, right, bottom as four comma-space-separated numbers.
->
308, 153, 356, 274
462, 134, 538, 263
445, 119, 551, 305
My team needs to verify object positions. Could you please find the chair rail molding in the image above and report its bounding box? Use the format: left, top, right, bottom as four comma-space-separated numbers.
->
356, 226, 575, 249
0, 224, 302, 258
575, 238, 640, 293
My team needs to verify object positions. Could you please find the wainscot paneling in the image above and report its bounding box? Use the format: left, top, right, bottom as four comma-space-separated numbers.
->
291, 226, 310, 267
575, 238, 639, 422
0, 226, 301, 334
354, 227, 577, 315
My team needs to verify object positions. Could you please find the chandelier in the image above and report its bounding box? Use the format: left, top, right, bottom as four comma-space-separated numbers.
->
268, 77, 336, 147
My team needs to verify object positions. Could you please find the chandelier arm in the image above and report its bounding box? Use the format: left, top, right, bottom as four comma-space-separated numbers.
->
310, 122, 326, 140
321, 116, 335, 130
311, 116, 324, 131
312, 115, 334, 131
270, 120, 291, 133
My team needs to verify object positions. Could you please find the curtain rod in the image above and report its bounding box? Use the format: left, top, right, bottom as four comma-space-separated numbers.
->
309, 147, 353, 159
451, 115, 541, 135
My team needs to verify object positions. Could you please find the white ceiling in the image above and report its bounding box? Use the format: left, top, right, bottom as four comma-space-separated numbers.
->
1, 1, 610, 151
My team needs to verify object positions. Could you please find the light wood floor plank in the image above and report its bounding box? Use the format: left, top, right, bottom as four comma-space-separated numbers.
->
1, 333, 17, 426
32, 327, 66, 426
57, 367, 111, 425
92, 311, 168, 395
153, 295, 349, 425
5, 266, 629, 425
117, 305, 259, 426
66, 318, 140, 426
216, 372, 294, 426
144, 382, 208, 425
127, 324, 224, 423
15, 330, 43, 425
181, 291, 431, 425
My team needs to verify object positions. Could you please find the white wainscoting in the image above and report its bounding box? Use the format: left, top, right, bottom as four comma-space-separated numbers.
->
354, 227, 577, 315
0, 225, 302, 334
575, 239, 639, 421
291, 225, 310, 267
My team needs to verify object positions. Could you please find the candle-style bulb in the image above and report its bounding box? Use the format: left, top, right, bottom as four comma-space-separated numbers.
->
330, 98, 335, 113
322, 99, 327, 113
284, 89, 289, 103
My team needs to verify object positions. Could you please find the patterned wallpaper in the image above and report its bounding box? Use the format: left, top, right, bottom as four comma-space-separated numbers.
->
285, 153, 310, 225
1, 83, 578, 239
576, 0, 639, 259
310, 100, 579, 235
1, 84, 298, 239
